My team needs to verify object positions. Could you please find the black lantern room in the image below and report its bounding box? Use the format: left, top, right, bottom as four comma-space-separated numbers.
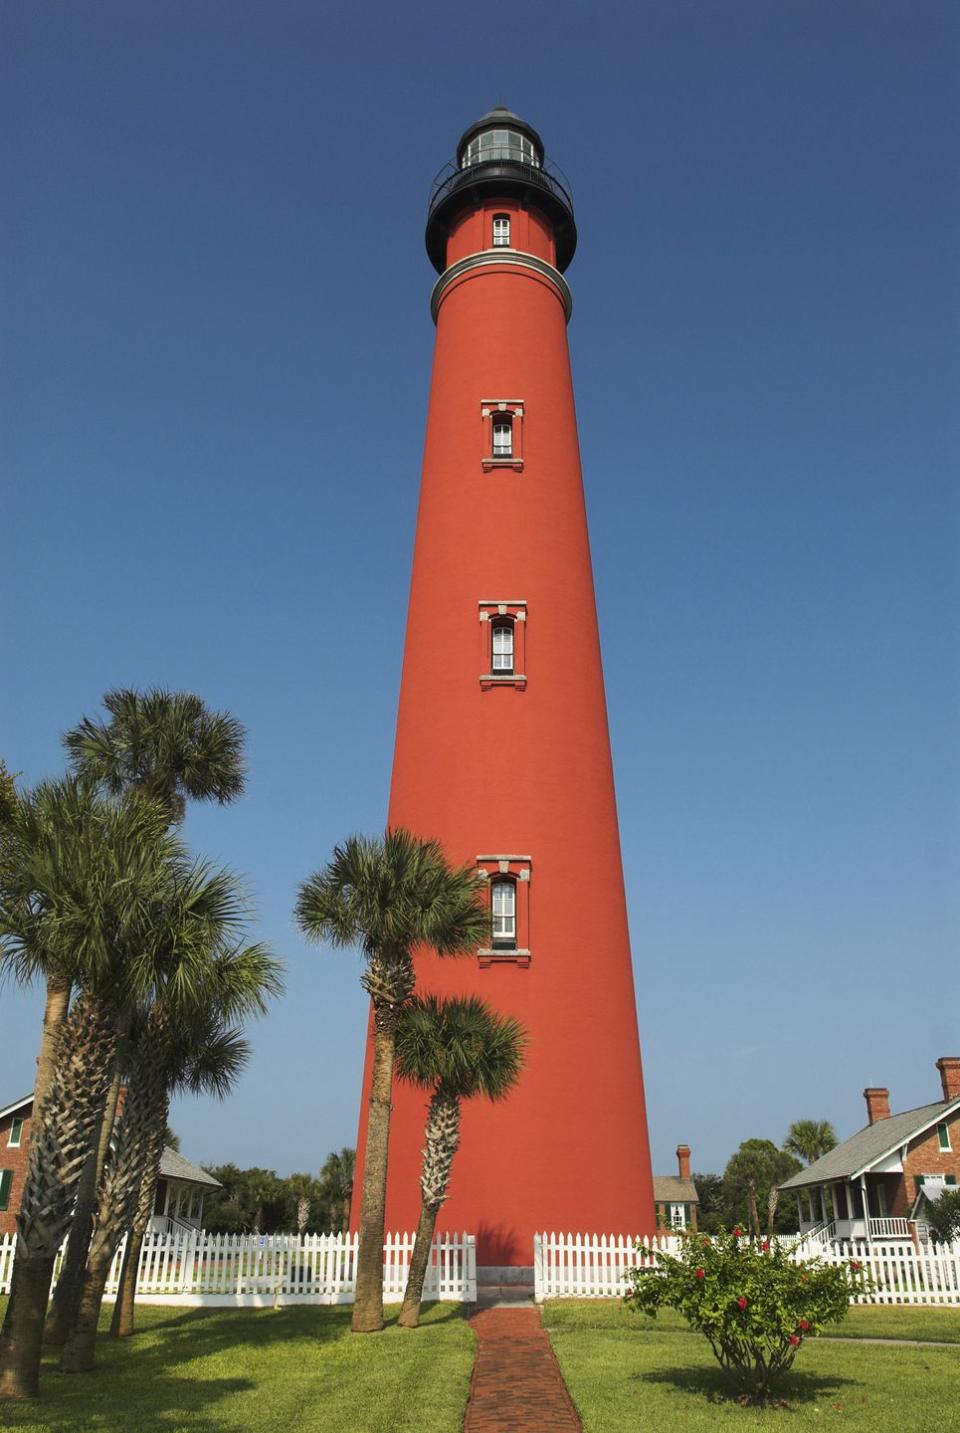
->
426, 106, 577, 275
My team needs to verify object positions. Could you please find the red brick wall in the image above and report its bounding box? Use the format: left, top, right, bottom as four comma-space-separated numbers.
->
0, 1103, 33, 1237
900, 1107, 960, 1210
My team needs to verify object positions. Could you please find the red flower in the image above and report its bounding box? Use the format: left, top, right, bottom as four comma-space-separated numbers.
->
850, 1260, 862, 1271
761, 1240, 770, 1251
737, 1296, 748, 1309
695, 1268, 706, 1280
703, 1239, 711, 1247
799, 1319, 810, 1331
732, 1227, 742, 1238
789, 1335, 800, 1346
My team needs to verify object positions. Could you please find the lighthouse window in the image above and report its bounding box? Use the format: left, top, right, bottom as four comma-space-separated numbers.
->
491, 879, 517, 949
492, 417, 513, 458
491, 621, 514, 673
462, 130, 540, 169
492, 215, 511, 248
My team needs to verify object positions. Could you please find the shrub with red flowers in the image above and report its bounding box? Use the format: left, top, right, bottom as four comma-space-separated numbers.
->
624, 1230, 870, 1405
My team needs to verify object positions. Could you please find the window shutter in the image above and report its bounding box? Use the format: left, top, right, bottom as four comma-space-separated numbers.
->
0, 1169, 12, 1211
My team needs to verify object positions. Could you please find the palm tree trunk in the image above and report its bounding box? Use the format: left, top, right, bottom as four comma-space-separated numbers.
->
34, 976, 72, 1119
398, 1087, 459, 1329
352, 1008, 398, 1333
60, 1230, 114, 1374
45, 1066, 122, 1346
397, 1201, 440, 1329
0, 1255, 57, 1399
61, 1050, 166, 1373
0, 975, 72, 1384
0, 991, 117, 1401
110, 1096, 167, 1339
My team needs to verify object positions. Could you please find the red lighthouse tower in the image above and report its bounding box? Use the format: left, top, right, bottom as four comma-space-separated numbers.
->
356, 108, 656, 1269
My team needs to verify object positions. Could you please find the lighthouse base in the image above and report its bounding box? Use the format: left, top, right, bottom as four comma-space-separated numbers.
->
478, 1265, 535, 1286
476, 1265, 536, 1308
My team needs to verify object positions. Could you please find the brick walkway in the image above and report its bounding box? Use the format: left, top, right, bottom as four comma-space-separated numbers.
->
464, 1307, 582, 1433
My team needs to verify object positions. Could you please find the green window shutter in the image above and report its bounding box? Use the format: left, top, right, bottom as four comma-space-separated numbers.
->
0, 1170, 12, 1211
937, 1123, 950, 1151
946, 1175, 957, 1186
684, 1203, 691, 1224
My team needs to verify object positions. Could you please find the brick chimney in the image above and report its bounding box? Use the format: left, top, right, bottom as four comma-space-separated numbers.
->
936, 1057, 960, 1102
676, 1144, 691, 1180
863, 1087, 890, 1124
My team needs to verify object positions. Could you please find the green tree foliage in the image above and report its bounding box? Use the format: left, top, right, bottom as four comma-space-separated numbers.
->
624, 1229, 869, 1405
722, 1140, 802, 1236
0, 761, 20, 828
318, 1148, 355, 1232
925, 1188, 960, 1244
783, 1119, 838, 1165
691, 1172, 725, 1234
201, 1156, 357, 1234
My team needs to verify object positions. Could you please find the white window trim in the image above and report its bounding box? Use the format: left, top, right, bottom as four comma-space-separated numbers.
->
936, 1122, 952, 1152
7, 1120, 22, 1149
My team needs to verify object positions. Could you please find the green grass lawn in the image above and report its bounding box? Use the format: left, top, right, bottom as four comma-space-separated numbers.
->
543, 1301, 960, 1432
0, 1300, 474, 1433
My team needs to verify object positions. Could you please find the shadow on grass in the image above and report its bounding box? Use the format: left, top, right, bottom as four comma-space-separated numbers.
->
638, 1365, 863, 1407
3, 1301, 475, 1431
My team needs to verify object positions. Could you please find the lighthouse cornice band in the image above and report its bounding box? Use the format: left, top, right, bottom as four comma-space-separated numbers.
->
430, 248, 573, 324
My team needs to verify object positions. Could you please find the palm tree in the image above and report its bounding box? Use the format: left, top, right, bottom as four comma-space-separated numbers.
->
0, 783, 184, 1400
108, 1012, 255, 1342
63, 688, 245, 825
48, 688, 247, 1344
320, 1148, 355, 1232
60, 892, 281, 1370
295, 830, 487, 1333
394, 994, 525, 1328
783, 1119, 838, 1166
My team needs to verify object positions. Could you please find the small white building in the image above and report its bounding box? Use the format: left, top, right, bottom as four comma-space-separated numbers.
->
149, 1148, 221, 1234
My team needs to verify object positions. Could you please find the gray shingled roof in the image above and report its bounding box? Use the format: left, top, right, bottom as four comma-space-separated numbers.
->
157, 1148, 221, 1188
653, 1176, 699, 1203
780, 1099, 958, 1190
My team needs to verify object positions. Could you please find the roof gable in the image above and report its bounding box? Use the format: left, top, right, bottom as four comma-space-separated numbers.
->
653, 1175, 699, 1203
157, 1148, 222, 1188
780, 1097, 960, 1190
0, 1095, 33, 1123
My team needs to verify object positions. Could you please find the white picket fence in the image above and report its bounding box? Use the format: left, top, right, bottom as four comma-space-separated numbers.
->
533, 1232, 960, 1306
0, 1230, 476, 1306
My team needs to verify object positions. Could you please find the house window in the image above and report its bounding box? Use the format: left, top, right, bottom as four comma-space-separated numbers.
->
0, 1170, 11, 1212
492, 214, 511, 247
7, 1117, 23, 1148
491, 879, 516, 950
669, 1203, 686, 1229
937, 1122, 951, 1151
491, 621, 514, 674
492, 416, 513, 458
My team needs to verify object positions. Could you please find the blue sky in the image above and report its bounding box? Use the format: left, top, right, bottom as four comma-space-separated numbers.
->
2, 0, 957, 1182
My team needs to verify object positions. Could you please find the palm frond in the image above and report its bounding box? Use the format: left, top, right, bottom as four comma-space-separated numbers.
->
395, 993, 527, 1101
63, 688, 246, 822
